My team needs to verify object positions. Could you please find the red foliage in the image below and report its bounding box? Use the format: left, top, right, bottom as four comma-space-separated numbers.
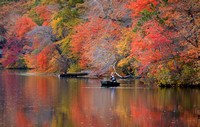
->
1, 36, 24, 67
126, 0, 159, 17
35, 5, 52, 26
15, 16, 37, 39
71, 18, 120, 69
37, 51, 48, 70
35, 44, 55, 71
131, 21, 174, 74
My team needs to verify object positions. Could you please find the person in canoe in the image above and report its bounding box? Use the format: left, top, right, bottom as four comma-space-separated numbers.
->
110, 72, 117, 82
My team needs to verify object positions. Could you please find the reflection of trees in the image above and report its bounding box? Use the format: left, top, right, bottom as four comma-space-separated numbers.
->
16, 110, 33, 127
69, 79, 121, 127
0, 70, 58, 127
0, 71, 22, 127
51, 78, 81, 127
127, 88, 200, 127
22, 75, 58, 127
0, 72, 200, 127
59, 79, 200, 127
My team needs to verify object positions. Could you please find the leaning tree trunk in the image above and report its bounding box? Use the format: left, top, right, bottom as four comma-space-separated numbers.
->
55, 44, 71, 73
111, 60, 134, 79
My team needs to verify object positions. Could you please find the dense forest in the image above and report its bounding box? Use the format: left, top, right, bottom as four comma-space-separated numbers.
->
0, 0, 199, 86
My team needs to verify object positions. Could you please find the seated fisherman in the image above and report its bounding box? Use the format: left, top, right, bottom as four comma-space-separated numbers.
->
110, 72, 117, 82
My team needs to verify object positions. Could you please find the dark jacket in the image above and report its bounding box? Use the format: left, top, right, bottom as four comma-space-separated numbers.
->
110, 75, 116, 82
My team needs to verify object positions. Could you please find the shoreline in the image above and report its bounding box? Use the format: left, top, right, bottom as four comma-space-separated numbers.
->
1, 68, 199, 88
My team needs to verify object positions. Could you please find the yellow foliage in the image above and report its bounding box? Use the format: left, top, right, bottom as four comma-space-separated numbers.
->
50, 17, 62, 37
51, 16, 81, 38
116, 28, 136, 68
116, 28, 134, 56
118, 57, 133, 67
40, 0, 65, 5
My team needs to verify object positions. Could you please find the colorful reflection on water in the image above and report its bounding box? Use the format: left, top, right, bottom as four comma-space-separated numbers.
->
0, 70, 200, 127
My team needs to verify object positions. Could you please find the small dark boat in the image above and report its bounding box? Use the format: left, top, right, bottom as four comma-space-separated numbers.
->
101, 81, 120, 87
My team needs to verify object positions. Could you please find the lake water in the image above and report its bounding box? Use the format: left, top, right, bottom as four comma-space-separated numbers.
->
0, 70, 200, 127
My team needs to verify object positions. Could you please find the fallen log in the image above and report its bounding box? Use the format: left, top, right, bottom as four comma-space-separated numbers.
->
58, 73, 88, 78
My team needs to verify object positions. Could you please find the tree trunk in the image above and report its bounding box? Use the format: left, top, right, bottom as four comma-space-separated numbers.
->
111, 60, 135, 79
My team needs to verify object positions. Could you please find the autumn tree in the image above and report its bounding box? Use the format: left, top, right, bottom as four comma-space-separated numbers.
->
21, 0, 84, 73
126, 0, 159, 17
159, 0, 200, 63
71, 0, 131, 75
160, 0, 200, 48
0, 1, 35, 68
0, 0, 32, 30
158, 0, 200, 85
48, 0, 84, 72
25, 26, 77, 73
115, 28, 136, 78
25, 26, 57, 72
1, 36, 26, 68
28, 5, 57, 26
131, 21, 177, 81
51, 6, 81, 38
126, 0, 199, 85
72, 18, 122, 75
0, 14, 37, 68
15, 16, 37, 39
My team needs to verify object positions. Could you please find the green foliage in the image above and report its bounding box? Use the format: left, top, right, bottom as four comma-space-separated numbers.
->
6, 57, 28, 69
56, 37, 72, 55
117, 64, 135, 76
49, 4, 83, 73
136, 10, 166, 31
180, 64, 199, 85
54, 7, 79, 23
68, 0, 84, 7
15, 58, 28, 68
155, 63, 199, 87
68, 63, 81, 72
33, 0, 41, 6
0, 0, 19, 1
32, 0, 65, 5
162, 0, 168, 4
52, 7, 81, 38
28, 8, 44, 26
156, 67, 179, 86
0, 0, 19, 6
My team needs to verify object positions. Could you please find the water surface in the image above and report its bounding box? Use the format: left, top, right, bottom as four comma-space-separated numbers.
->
0, 70, 200, 127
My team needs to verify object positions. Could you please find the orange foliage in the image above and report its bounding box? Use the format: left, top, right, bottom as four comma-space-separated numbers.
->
37, 45, 54, 71
180, 46, 199, 63
126, 0, 159, 17
167, 0, 180, 3
0, 1, 32, 29
159, 0, 200, 48
71, 18, 121, 70
37, 51, 48, 70
24, 44, 55, 72
35, 5, 53, 26
15, 16, 37, 39
131, 21, 174, 74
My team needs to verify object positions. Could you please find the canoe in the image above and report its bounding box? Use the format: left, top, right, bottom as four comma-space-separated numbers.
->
101, 81, 120, 87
